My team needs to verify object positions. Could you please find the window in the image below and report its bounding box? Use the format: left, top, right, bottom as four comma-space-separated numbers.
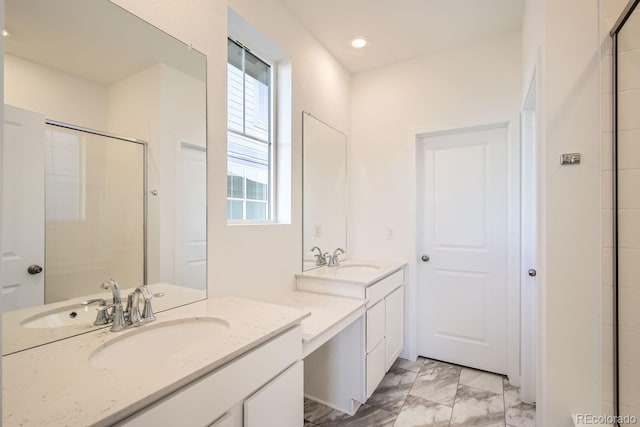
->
227, 38, 272, 221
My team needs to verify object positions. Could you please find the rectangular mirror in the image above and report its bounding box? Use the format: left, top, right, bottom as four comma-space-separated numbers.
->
2, 0, 207, 354
302, 112, 347, 271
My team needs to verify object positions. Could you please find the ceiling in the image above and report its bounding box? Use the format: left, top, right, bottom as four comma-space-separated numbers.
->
5, 0, 206, 86
277, 0, 526, 74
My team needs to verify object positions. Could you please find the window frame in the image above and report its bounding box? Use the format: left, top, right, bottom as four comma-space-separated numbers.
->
226, 38, 276, 223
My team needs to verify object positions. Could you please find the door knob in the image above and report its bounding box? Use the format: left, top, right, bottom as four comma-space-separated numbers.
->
528, 268, 537, 277
27, 264, 43, 275
421, 255, 430, 262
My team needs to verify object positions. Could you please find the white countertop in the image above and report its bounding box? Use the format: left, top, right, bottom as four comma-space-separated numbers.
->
2, 282, 206, 355
264, 291, 365, 343
297, 259, 406, 285
2, 297, 309, 427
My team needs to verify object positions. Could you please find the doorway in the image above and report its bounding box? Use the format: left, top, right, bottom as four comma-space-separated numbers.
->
520, 75, 538, 404
416, 124, 511, 375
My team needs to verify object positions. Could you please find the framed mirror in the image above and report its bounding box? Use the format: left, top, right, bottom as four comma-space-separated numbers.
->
2, 0, 207, 354
302, 112, 347, 271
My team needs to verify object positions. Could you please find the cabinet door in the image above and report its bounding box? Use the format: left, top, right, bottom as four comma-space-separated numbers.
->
244, 361, 303, 427
366, 339, 386, 398
385, 286, 404, 371
366, 299, 385, 353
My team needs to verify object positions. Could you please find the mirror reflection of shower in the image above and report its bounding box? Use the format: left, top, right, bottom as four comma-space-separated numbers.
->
44, 123, 145, 305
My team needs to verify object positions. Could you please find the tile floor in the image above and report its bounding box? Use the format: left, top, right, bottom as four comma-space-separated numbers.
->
304, 357, 536, 427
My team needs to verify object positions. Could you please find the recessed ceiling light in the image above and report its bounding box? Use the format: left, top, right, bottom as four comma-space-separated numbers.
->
351, 37, 367, 49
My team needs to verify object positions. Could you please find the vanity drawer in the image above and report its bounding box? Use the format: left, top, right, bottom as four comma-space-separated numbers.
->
366, 300, 385, 353
366, 339, 386, 398
365, 269, 404, 307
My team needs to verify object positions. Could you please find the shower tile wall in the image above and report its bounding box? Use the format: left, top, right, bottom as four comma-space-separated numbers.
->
616, 5, 640, 422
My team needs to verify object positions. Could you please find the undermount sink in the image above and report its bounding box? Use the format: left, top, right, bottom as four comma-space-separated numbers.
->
20, 304, 98, 329
336, 263, 380, 272
89, 317, 230, 369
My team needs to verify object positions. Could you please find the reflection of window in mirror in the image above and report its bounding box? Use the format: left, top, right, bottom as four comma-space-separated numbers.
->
226, 38, 272, 221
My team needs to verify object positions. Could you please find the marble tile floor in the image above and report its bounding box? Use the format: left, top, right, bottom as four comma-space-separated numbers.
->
304, 357, 535, 427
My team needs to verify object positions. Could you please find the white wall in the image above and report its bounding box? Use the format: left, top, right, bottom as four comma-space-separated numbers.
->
521, 0, 603, 425
112, 0, 351, 301
214, 0, 351, 300
349, 32, 522, 359
4, 54, 108, 130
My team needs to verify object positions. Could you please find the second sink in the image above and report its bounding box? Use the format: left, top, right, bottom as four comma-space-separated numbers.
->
89, 317, 230, 369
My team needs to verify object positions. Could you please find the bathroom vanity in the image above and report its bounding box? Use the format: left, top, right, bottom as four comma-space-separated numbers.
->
2, 297, 309, 426
296, 260, 406, 412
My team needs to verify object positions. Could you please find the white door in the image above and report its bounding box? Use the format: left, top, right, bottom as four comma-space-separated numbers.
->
418, 126, 508, 374
178, 144, 206, 289
2, 105, 45, 311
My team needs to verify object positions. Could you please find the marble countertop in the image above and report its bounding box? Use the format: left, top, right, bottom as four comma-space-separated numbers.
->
2, 282, 206, 355
297, 259, 407, 286
2, 297, 309, 427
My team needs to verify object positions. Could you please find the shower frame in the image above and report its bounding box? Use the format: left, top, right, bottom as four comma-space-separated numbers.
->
610, 0, 640, 424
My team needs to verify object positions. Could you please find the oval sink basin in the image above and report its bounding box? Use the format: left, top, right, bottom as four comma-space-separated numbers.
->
20, 304, 97, 329
89, 317, 230, 369
336, 264, 380, 273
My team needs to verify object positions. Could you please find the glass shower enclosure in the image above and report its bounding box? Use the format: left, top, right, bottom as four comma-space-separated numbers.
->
611, 1, 640, 424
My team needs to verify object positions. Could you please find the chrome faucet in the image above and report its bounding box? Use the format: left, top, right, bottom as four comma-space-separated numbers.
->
94, 280, 160, 332
327, 248, 345, 267
101, 279, 122, 305
310, 246, 328, 266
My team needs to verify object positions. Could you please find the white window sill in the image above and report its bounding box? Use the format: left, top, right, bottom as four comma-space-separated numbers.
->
227, 220, 290, 226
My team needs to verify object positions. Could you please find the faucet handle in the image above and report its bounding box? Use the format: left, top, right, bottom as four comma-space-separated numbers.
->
98, 303, 127, 332
83, 298, 109, 325
141, 300, 156, 322
127, 292, 142, 326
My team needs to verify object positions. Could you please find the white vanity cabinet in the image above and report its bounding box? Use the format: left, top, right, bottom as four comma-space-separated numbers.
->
296, 261, 405, 401
117, 326, 303, 427
364, 270, 405, 398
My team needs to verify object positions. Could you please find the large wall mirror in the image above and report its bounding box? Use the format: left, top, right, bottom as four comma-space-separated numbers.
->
2, 0, 207, 354
612, 1, 640, 423
302, 112, 347, 271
